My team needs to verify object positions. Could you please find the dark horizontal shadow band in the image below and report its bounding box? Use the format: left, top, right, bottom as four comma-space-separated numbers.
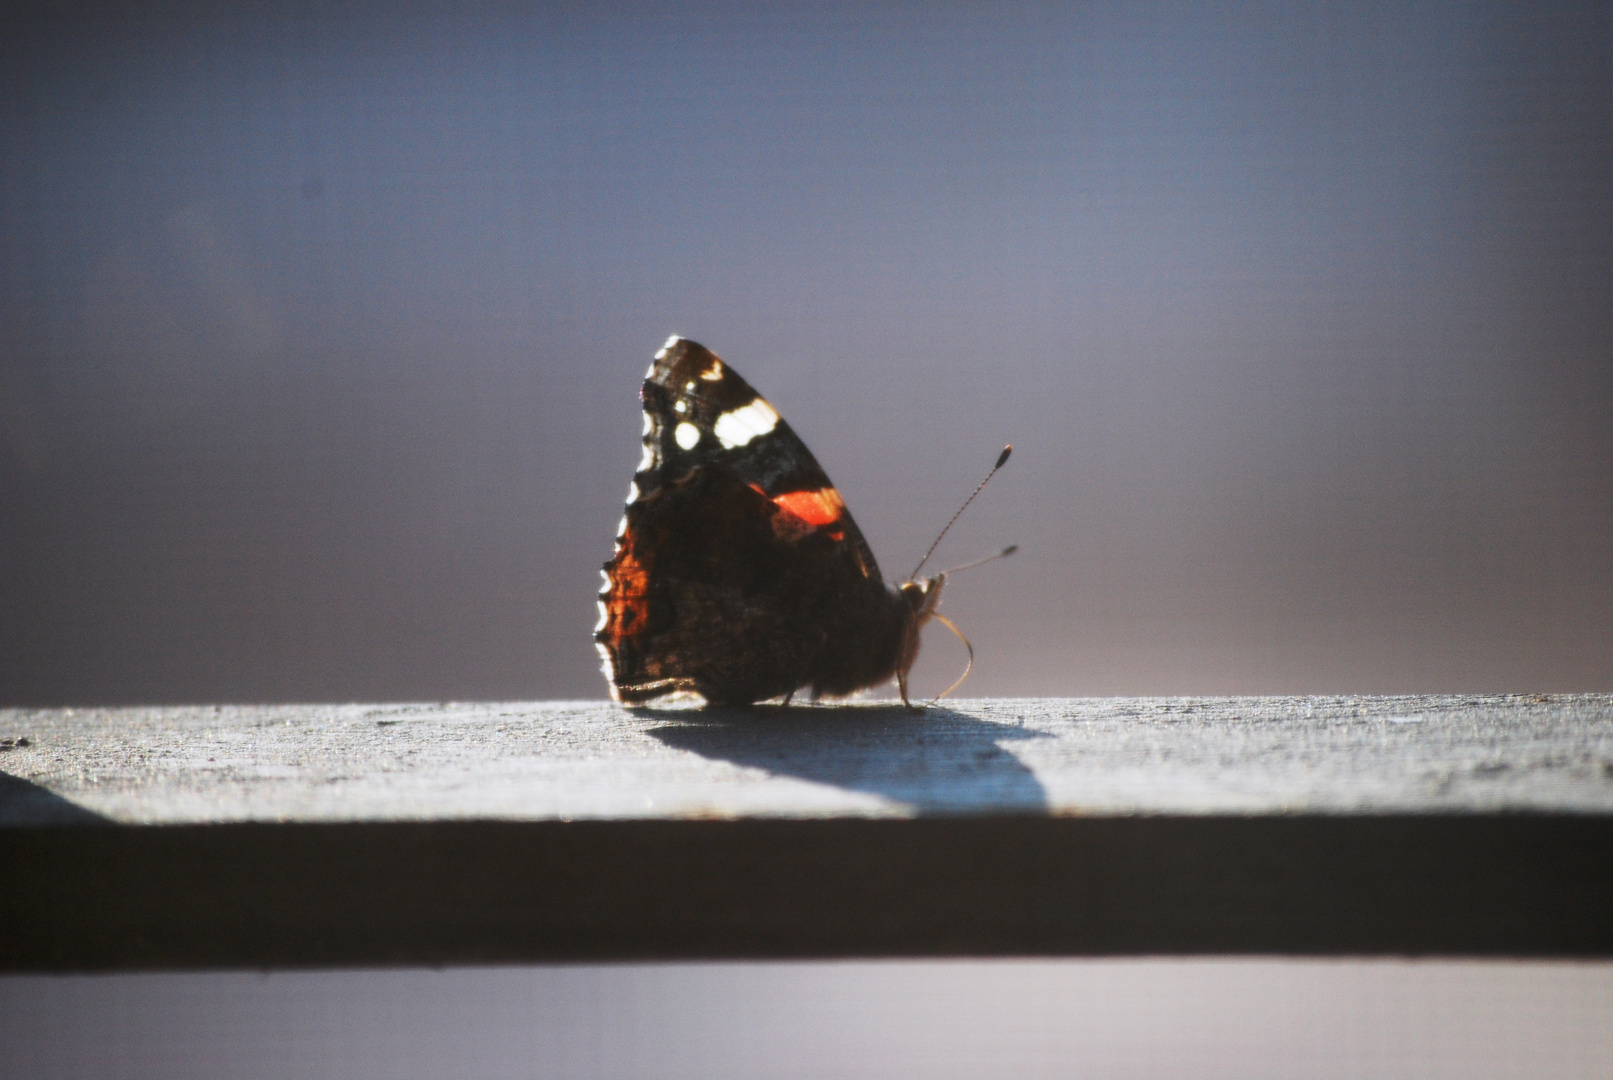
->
4, 815, 1610, 971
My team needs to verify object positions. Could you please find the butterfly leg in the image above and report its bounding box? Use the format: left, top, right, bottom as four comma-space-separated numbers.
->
898, 670, 918, 711
782, 689, 795, 706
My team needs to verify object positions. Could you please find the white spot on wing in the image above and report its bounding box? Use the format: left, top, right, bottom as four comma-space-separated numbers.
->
638, 442, 655, 471
713, 398, 780, 449
675, 422, 701, 450
673, 399, 687, 414
700, 360, 724, 381
641, 412, 653, 436
626, 480, 640, 502
655, 335, 681, 360
594, 599, 609, 632
615, 514, 627, 538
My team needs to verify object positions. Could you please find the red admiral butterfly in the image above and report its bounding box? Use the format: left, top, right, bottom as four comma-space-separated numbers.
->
596, 336, 1010, 708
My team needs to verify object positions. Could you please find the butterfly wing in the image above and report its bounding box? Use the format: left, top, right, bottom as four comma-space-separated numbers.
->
595, 337, 909, 705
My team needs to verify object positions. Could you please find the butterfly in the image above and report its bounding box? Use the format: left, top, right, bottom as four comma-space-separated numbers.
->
595, 336, 1009, 708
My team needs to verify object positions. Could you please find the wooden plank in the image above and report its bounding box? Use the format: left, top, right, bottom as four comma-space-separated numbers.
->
3, 695, 1611, 824
5, 815, 1612, 969
2, 696, 1611, 968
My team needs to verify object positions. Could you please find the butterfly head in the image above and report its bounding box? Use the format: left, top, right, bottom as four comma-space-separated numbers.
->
898, 573, 946, 621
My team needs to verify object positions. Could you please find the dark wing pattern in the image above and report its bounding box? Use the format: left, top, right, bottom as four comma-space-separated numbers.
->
595, 337, 911, 705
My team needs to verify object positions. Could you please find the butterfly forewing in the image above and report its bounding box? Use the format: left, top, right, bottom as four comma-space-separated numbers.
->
596, 337, 908, 705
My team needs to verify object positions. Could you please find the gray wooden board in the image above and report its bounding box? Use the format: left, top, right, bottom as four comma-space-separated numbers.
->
2, 695, 1612, 825
4, 696, 1612, 969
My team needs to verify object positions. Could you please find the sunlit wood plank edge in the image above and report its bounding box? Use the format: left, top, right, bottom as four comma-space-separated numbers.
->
3, 695, 1612, 825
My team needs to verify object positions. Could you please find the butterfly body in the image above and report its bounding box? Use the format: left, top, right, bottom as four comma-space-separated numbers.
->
595, 337, 943, 706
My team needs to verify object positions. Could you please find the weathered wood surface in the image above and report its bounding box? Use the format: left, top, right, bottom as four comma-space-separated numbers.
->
3, 695, 1611, 825
3, 696, 1611, 969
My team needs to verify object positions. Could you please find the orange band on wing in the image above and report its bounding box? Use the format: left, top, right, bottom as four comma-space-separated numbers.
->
771, 487, 845, 527
601, 535, 651, 640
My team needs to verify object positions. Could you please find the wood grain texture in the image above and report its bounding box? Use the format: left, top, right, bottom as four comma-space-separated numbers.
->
2, 695, 1611, 825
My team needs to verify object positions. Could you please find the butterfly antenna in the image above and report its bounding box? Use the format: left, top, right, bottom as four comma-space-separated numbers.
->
939, 544, 1018, 576
909, 445, 1012, 580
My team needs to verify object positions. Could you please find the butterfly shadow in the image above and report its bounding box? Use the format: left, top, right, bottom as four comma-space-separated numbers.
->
640, 703, 1050, 815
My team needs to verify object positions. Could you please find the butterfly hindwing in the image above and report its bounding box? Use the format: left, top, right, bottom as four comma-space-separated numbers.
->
596, 337, 910, 705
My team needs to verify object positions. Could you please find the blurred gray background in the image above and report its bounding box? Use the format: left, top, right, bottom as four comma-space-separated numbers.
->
3, 1, 1609, 705
5, 960, 1611, 1080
